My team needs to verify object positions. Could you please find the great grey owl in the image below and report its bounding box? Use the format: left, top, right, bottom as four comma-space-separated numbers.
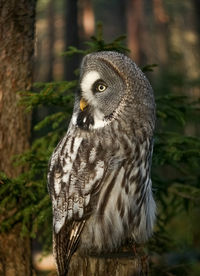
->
48, 51, 156, 276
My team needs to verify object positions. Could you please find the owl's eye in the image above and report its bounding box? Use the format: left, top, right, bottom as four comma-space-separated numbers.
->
97, 84, 107, 92
93, 80, 107, 93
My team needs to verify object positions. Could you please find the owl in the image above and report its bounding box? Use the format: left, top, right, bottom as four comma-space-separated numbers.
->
48, 51, 156, 276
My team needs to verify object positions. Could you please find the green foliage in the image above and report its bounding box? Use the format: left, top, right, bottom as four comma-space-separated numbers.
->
64, 22, 130, 57
0, 24, 200, 267
19, 81, 76, 111
142, 64, 158, 73
0, 171, 50, 240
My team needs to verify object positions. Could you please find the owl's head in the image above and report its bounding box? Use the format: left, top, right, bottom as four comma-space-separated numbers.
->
73, 51, 155, 134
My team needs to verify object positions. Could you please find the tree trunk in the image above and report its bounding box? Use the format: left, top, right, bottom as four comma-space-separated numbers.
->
0, 0, 36, 275
152, 0, 169, 67
193, 0, 200, 37
125, 0, 146, 65
79, 0, 95, 40
63, 0, 80, 80
47, 0, 55, 82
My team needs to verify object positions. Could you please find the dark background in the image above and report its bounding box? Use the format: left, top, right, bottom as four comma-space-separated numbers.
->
0, 0, 200, 275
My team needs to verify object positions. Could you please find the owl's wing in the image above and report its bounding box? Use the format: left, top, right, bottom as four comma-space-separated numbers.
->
51, 174, 105, 275
53, 220, 86, 276
48, 134, 107, 275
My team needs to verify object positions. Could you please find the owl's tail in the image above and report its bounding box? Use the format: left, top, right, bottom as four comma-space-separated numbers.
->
53, 220, 86, 276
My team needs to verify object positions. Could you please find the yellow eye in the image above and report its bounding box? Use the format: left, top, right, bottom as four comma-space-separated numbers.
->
97, 84, 107, 92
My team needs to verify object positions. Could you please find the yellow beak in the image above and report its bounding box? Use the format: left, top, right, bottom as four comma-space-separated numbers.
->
80, 98, 88, 111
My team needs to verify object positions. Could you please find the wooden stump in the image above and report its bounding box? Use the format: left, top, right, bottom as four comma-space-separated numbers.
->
68, 249, 148, 276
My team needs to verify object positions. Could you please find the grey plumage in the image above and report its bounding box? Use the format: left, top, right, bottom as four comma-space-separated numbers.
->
48, 51, 156, 275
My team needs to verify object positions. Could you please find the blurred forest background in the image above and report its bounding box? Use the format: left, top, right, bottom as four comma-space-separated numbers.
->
0, 0, 200, 275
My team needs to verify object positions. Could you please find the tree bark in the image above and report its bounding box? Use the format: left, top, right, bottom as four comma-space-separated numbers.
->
125, 0, 146, 65
193, 0, 200, 37
63, 0, 80, 80
152, 0, 169, 67
0, 0, 36, 275
47, 0, 55, 82
79, 0, 95, 40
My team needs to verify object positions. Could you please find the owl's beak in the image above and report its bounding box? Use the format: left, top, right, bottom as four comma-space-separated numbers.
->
80, 98, 88, 111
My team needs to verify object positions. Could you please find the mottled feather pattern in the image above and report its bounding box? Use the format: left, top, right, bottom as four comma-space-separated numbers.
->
48, 51, 156, 275
48, 119, 155, 249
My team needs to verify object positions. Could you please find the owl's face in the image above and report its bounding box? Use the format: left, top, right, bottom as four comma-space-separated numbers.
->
72, 51, 155, 132
80, 57, 126, 116
73, 54, 126, 130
